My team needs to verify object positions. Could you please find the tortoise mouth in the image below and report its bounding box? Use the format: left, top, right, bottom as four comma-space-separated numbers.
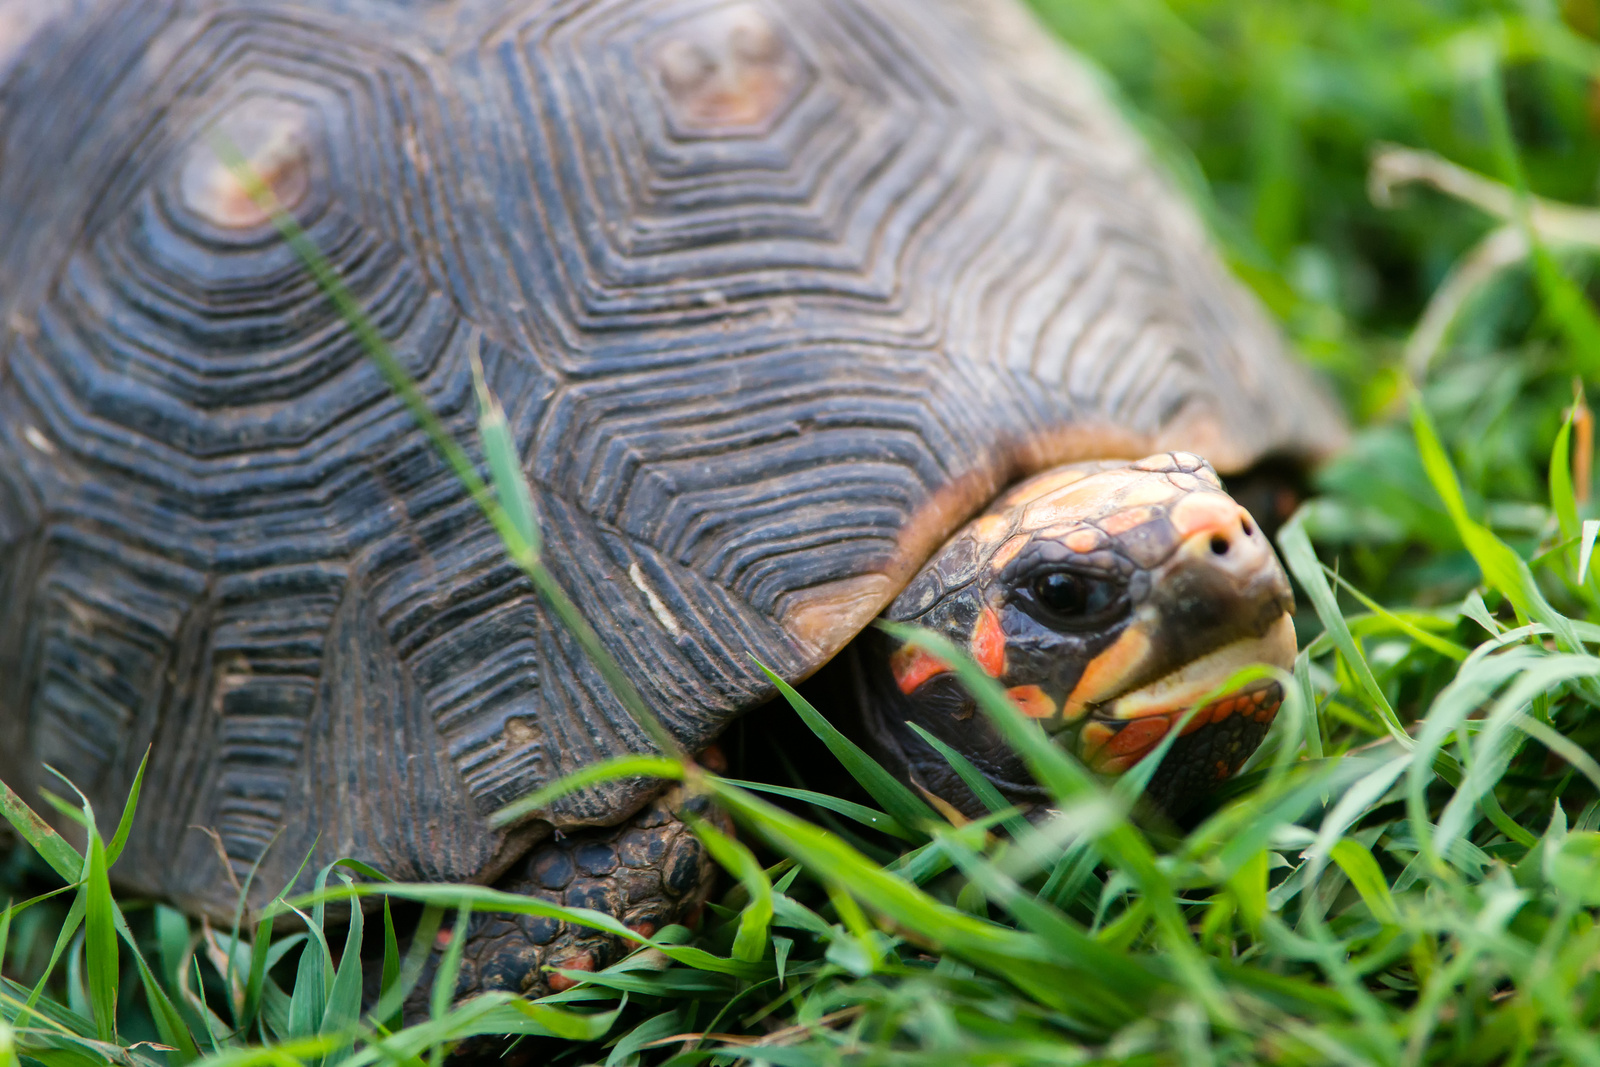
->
1076, 679, 1286, 775
1088, 614, 1295, 723
1057, 614, 1295, 775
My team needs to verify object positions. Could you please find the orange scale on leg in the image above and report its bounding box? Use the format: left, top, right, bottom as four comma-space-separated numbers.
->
547, 952, 597, 992
1179, 704, 1213, 735
1093, 753, 1138, 774
1104, 716, 1169, 757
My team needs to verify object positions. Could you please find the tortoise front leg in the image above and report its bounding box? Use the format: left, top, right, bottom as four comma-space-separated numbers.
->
434, 788, 723, 1003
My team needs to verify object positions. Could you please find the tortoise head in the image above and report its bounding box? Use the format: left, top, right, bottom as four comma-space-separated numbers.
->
872, 451, 1296, 816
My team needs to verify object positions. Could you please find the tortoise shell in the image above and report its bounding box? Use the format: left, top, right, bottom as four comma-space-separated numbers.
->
0, 0, 1343, 919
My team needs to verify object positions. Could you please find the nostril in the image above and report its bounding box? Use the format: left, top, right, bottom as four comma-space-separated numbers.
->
1240, 515, 1254, 537
1210, 534, 1230, 556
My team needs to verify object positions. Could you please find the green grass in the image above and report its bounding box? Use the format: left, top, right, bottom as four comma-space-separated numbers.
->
11, 1, 1600, 1064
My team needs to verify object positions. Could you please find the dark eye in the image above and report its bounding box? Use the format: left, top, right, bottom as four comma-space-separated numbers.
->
1031, 571, 1118, 622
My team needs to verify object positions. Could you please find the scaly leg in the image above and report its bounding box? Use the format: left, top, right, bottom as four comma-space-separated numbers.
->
421, 787, 723, 1006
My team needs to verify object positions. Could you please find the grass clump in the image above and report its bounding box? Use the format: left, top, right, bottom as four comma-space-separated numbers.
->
11, 1, 1600, 1064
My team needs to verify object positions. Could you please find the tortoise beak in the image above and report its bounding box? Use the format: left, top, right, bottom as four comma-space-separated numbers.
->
1062, 496, 1297, 773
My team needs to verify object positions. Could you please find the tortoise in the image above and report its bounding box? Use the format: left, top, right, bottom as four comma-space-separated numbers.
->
0, 0, 1345, 999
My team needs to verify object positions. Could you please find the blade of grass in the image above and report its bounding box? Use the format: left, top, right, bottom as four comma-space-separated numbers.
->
753, 660, 938, 840
492, 756, 684, 829
0, 778, 82, 883
319, 875, 364, 1067
103, 750, 148, 869
715, 779, 915, 842
905, 723, 1031, 840
1279, 511, 1409, 745
1476, 61, 1600, 377
685, 816, 772, 963
378, 901, 400, 1033
82, 827, 116, 1043
430, 904, 471, 1024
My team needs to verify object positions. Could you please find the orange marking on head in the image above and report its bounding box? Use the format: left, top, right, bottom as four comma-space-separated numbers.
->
1094, 754, 1137, 774
1104, 716, 1169, 758
1065, 528, 1100, 554
971, 607, 1006, 677
1063, 624, 1152, 716
1006, 684, 1056, 719
891, 643, 951, 695
626, 921, 658, 941
1215, 760, 1231, 781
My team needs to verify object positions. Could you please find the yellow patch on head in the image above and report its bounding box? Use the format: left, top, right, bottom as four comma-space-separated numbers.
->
1064, 528, 1100, 554
1168, 472, 1201, 493
1098, 505, 1158, 537
1062, 621, 1154, 716
1001, 466, 1089, 506
972, 514, 1011, 542
1118, 479, 1180, 509
1020, 469, 1136, 514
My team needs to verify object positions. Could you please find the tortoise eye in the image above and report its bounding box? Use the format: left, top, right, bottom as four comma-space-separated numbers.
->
1031, 571, 1119, 623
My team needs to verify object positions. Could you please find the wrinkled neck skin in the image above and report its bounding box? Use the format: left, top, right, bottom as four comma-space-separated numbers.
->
856, 453, 1298, 822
